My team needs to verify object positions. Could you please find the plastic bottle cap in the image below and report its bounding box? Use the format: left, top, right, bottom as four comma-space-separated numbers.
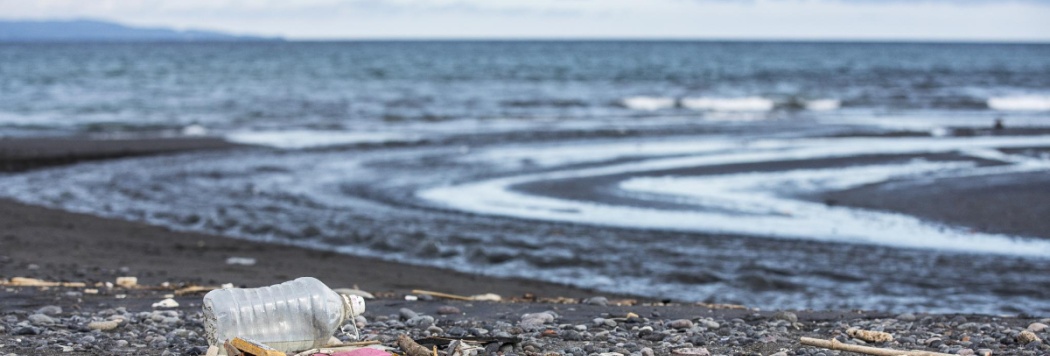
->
341, 294, 367, 318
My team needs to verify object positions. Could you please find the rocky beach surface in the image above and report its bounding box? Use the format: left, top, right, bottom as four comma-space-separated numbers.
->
1, 282, 1048, 356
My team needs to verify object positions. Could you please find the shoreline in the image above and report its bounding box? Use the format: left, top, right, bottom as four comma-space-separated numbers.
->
0, 135, 612, 299
1, 135, 1049, 355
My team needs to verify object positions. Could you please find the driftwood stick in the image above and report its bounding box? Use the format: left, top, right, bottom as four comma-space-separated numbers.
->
398, 334, 434, 356
411, 289, 473, 301
800, 337, 954, 356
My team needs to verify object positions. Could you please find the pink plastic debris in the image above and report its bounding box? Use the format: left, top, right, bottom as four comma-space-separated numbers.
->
317, 348, 391, 356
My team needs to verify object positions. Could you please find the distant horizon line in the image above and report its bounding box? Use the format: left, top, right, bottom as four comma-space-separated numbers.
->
3, 38, 1049, 44
1, 18, 1048, 44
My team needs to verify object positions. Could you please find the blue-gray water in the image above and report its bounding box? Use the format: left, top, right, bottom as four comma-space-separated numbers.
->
1, 42, 1049, 314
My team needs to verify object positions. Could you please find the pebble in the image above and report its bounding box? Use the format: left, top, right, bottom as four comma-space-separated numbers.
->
521, 311, 556, 329
437, 306, 461, 315
670, 347, 711, 356
14, 326, 40, 335
1017, 330, 1040, 344
773, 311, 798, 323
701, 320, 720, 329
27, 314, 55, 326
1028, 323, 1048, 332
35, 305, 62, 315
399, 308, 419, 320
895, 313, 917, 321
669, 319, 693, 329
406, 315, 435, 328
88, 320, 122, 331
584, 296, 610, 306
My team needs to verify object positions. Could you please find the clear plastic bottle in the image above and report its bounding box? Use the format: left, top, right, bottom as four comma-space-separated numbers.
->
202, 277, 366, 353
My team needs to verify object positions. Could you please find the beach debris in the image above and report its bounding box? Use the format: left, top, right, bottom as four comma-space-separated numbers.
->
847, 327, 894, 343
87, 319, 123, 331
226, 336, 287, 356
153, 298, 180, 308
115, 276, 138, 288
1017, 330, 1040, 344
470, 293, 501, 302
1, 277, 86, 288
405, 295, 419, 301
288, 341, 385, 356
694, 302, 748, 310
83, 288, 99, 294
411, 289, 472, 301
801, 336, 954, 356
409, 289, 503, 302
398, 334, 433, 356
670, 347, 711, 356
334, 288, 375, 300
206, 345, 220, 356
204, 277, 366, 353
176, 285, 220, 295
226, 257, 257, 266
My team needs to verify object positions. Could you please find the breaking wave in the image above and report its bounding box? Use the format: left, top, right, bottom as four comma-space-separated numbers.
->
987, 95, 1050, 111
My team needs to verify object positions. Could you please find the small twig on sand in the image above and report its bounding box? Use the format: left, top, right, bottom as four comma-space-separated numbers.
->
411, 290, 473, 301
398, 334, 435, 356
800, 337, 954, 356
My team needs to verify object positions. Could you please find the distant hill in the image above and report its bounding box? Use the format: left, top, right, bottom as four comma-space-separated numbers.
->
0, 19, 280, 42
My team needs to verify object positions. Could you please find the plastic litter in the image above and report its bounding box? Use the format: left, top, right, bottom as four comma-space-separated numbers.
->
203, 277, 366, 354
225, 336, 287, 356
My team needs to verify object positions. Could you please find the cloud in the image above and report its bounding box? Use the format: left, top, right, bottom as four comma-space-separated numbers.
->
0, 0, 1047, 40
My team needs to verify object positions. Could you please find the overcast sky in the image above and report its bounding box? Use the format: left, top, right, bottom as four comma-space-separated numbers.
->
2, 0, 1049, 41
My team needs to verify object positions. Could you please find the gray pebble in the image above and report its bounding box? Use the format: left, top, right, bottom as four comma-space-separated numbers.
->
562, 330, 585, 341
701, 320, 720, 329
773, 311, 797, 323
407, 315, 435, 328
670, 319, 693, 330
14, 326, 40, 335
584, 296, 609, 306
399, 308, 419, 320
896, 313, 917, 321
437, 306, 461, 315
27, 314, 55, 326
447, 326, 468, 337
35, 305, 62, 315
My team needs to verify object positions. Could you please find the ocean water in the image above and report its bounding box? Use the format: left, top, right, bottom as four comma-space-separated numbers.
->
1, 42, 1050, 313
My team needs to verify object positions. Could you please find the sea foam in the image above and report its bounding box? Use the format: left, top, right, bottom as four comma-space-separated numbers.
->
681, 97, 775, 112
225, 130, 419, 149
620, 96, 676, 111
987, 95, 1050, 111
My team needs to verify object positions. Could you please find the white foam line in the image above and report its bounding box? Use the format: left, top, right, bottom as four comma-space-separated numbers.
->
418, 135, 1050, 257
225, 130, 420, 149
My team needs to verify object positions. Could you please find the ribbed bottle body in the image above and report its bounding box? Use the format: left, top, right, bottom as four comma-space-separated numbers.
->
203, 277, 346, 353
